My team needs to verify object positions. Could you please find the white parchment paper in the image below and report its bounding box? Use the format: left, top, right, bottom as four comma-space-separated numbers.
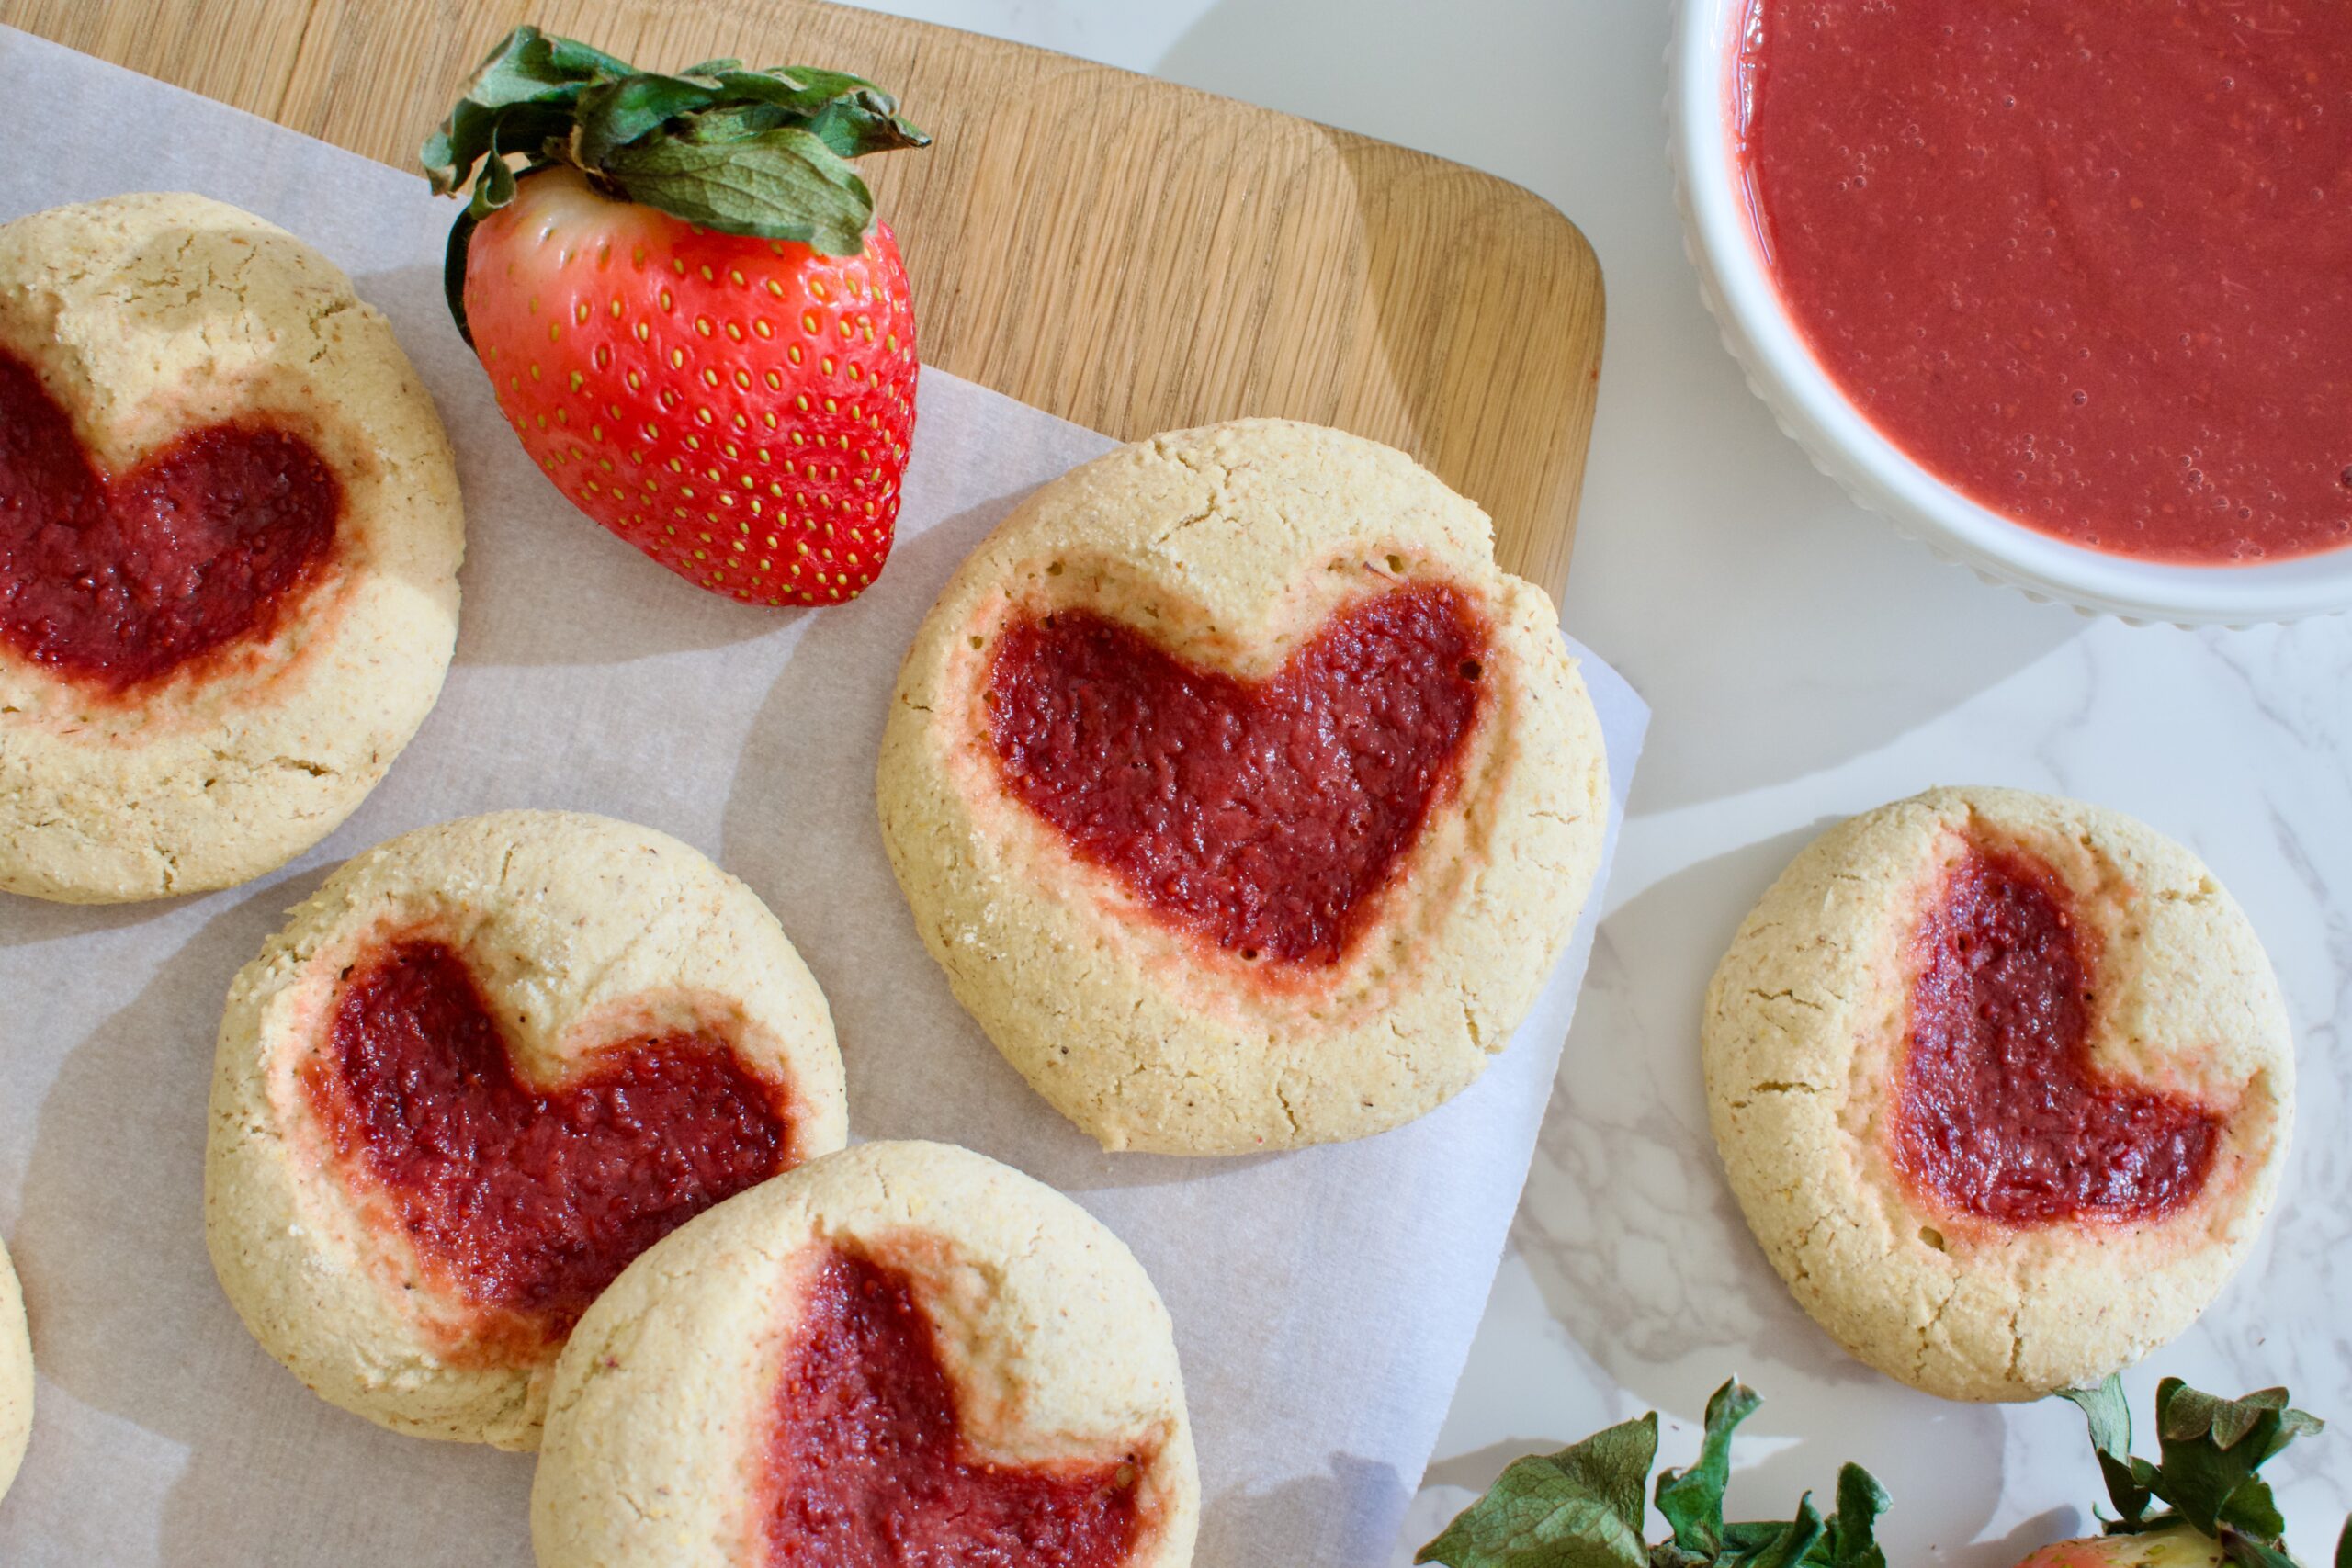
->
0, 28, 1647, 1567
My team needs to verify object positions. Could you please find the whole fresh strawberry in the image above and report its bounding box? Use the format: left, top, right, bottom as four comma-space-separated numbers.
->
424, 26, 926, 604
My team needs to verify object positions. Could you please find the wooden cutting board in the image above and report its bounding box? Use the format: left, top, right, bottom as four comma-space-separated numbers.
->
0, 0, 1604, 599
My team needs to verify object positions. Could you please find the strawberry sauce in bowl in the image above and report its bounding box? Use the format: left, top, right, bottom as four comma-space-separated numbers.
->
1674, 0, 2352, 622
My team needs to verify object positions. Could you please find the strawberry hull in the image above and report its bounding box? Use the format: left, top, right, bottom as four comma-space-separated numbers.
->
465, 166, 918, 606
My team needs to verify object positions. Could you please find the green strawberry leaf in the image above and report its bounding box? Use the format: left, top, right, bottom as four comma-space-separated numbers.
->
421, 99, 496, 195
660, 69, 928, 162
2063, 1378, 2137, 1461
422, 26, 930, 259
1823, 1463, 1890, 1568
1417, 1414, 1659, 1568
707, 66, 873, 116
2054, 1379, 2327, 1553
2335, 1516, 2349, 1568
2152, 1381, 2324, 1540
1657, 1381, 1761, 1557
538, 31, 637, 82
2261, 1408, 2328, 1467
2219, 1529, 2303, 1568
467, 107, 546, 220
721, 71, 930, 159
801, 96, 932, 161
2219, 1480, 2290, 1542
1419, 1384, 1894, 1568
1706, 1467, 1883, 1568
603, 126, 876, 254
1716, 1500, 1826, 1568
421, 25, 628, 195
450, 24, 623, 110
571, 73, 728, 169
2062, 1378, 2156, 1528
678, 103, 788, 146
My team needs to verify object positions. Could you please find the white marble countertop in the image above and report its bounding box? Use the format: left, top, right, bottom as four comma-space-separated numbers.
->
852, 1, 2352, 1560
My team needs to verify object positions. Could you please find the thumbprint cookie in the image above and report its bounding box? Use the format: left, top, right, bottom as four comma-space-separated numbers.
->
205, 810, 845, 1447
532, 1140, 1197, 1568
0, 192, 462, 903
1703, 786, 2292, 1401
878, 420, 1608, 1154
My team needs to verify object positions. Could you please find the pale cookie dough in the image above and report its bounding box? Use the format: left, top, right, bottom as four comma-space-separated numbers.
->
878, 419, 1608, 1154
205, 811, 846, 1450
0, 1236, 28, 1502
0, 192, 463, 903
1703, 786, 2293, 1402
533, 1140, 1198, 1568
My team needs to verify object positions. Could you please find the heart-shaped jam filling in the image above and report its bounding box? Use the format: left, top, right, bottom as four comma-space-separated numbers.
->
985, 581, 1487, 967
301, 940, 794, 1347
0, 349, 338, 692
1894, 846, 2222, 1225
763, 1248, 1146, 1567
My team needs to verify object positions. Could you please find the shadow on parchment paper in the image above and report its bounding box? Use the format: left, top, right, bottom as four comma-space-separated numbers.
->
717, 501, 1279, 1198
0, 893, 196, 948
1503, 824, 2008, 1559
356, 262, 794, 671
1198, 1453, 1408, 1568
13, 872, 532, 1567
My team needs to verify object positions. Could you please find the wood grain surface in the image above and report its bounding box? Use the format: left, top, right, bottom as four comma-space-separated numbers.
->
0, 0, 1605, 598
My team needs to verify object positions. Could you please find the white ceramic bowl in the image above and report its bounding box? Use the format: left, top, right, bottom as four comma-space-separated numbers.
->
1668, 0, 2352, 626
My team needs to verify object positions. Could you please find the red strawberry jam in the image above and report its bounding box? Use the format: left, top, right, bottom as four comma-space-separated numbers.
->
763, 1248, 1146, 1568
0, 350, 338, 690
1736, 0, 2352, 564
302, 940, 793, 1345
1894, 847, 2222, 1226
985, 582, 1487, 967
